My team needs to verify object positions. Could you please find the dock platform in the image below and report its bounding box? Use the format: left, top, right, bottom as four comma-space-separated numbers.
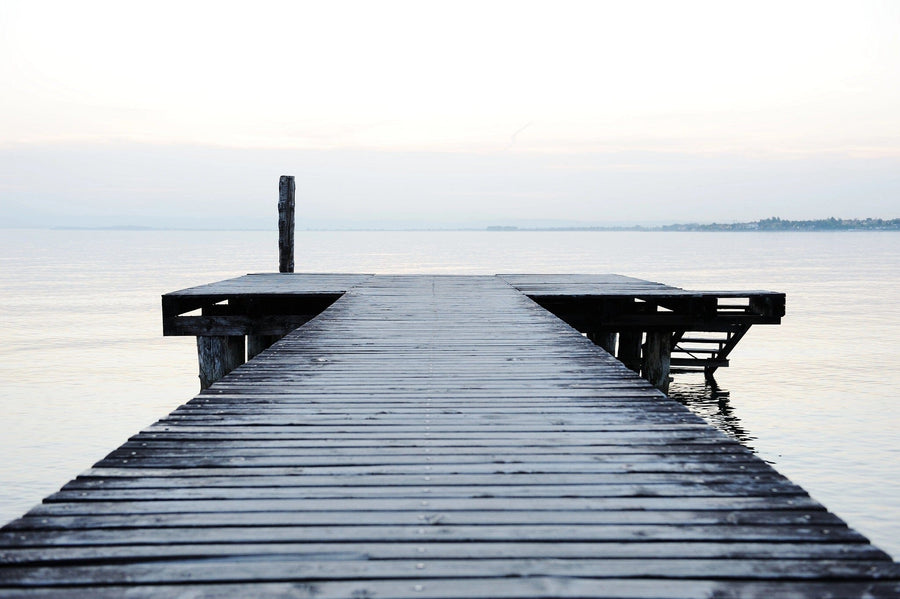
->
160, 273, 786, 390
1, 274, 896, 597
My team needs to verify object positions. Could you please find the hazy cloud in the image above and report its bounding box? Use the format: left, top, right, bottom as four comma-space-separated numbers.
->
1, 142, 898, 229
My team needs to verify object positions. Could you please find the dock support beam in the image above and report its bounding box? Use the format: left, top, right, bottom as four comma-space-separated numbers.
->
643, 331, 672, 394
279, 175, 295, 273
197, 336, 245, 389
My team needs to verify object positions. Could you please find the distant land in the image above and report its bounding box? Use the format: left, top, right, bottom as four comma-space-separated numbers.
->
487, 217, 900, 232
30, 217, 900, 232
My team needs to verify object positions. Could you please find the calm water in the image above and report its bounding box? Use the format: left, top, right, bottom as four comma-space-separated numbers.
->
1, 229, 898, 558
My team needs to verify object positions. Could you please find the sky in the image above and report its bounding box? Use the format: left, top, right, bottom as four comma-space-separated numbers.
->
1, 0, 899, 228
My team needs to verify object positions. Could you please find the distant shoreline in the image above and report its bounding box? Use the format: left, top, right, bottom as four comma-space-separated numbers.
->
9, 217, 898, 232
487, 217, 900, 232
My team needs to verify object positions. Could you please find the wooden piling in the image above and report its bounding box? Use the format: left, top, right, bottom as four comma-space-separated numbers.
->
589, 330, 617, 354
196, 336, 245, 390
617, 330, 642, 373
643, 331, 673, 393
278, 175, 295, 273
247, 334, 281, 360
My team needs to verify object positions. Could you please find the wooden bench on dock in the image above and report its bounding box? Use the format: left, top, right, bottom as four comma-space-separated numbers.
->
1, 274, 896, 598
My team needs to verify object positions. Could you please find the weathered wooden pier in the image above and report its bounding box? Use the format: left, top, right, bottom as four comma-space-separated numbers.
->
161, 272, 786, 393
1, 273, 898, 597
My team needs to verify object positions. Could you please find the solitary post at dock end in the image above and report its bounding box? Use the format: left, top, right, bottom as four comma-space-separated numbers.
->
278, 175, 295, 273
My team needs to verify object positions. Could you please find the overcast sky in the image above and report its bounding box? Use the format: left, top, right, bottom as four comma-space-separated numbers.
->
2, 0, 899, 228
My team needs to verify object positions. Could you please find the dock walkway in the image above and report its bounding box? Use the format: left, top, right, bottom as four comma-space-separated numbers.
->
1, 275, 897, 597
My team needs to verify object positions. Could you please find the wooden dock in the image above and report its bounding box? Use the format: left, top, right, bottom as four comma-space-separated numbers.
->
160, 273, 786, 391
1, 274, 897, 597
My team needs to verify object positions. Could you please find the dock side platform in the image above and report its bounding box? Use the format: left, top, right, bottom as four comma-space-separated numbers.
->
1, 275, 896, 597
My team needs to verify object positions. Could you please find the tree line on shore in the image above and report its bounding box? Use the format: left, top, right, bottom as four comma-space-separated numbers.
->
660, 217, 900, 231
488, 217, 900, 232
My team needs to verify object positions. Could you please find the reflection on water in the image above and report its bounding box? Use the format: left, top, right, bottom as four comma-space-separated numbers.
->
669, 377, 760, 455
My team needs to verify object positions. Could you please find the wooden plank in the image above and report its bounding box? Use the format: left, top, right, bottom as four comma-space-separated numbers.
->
3, 558, 898, 586
1, 581, 899, 599
57, 471, 798, 490
22, 495, 828, 516
0, 524, 870, 546
6, 509, 847, 531
83, 458, 772, 474
0, 541, 888, 564
5, 581, 900, 599
38, 481, 810, 502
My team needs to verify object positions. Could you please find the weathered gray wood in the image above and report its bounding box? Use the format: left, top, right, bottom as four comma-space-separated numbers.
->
278, 175, 295, 273
39, 481, 809, 502
0, 541, 887, 564
617, 329, 642, 372
168, 315, 313, 336
86, 453, 769, 472
0, 523, 869, 546
59, 471, 796, 490
2, 581, 899, 599
2, 558, 898, 586
7, 509, 845, 531
247, 334, 281, 359
22, 494, 827, 516
196, 336, 245, 389
643, 330, 673, 393
588, 329, 617, 354
163, 274, 371, 299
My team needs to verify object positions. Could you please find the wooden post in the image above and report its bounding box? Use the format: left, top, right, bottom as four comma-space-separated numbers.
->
588, 330, 617, 354
617, 330, 642, 373
197, 336, 246, 389
248, 334, 281, 360
278, 175, 295, 273
643, 331, 672, 393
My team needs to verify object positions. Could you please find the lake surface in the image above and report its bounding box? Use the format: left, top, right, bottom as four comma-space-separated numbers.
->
1, 229, 898, 559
